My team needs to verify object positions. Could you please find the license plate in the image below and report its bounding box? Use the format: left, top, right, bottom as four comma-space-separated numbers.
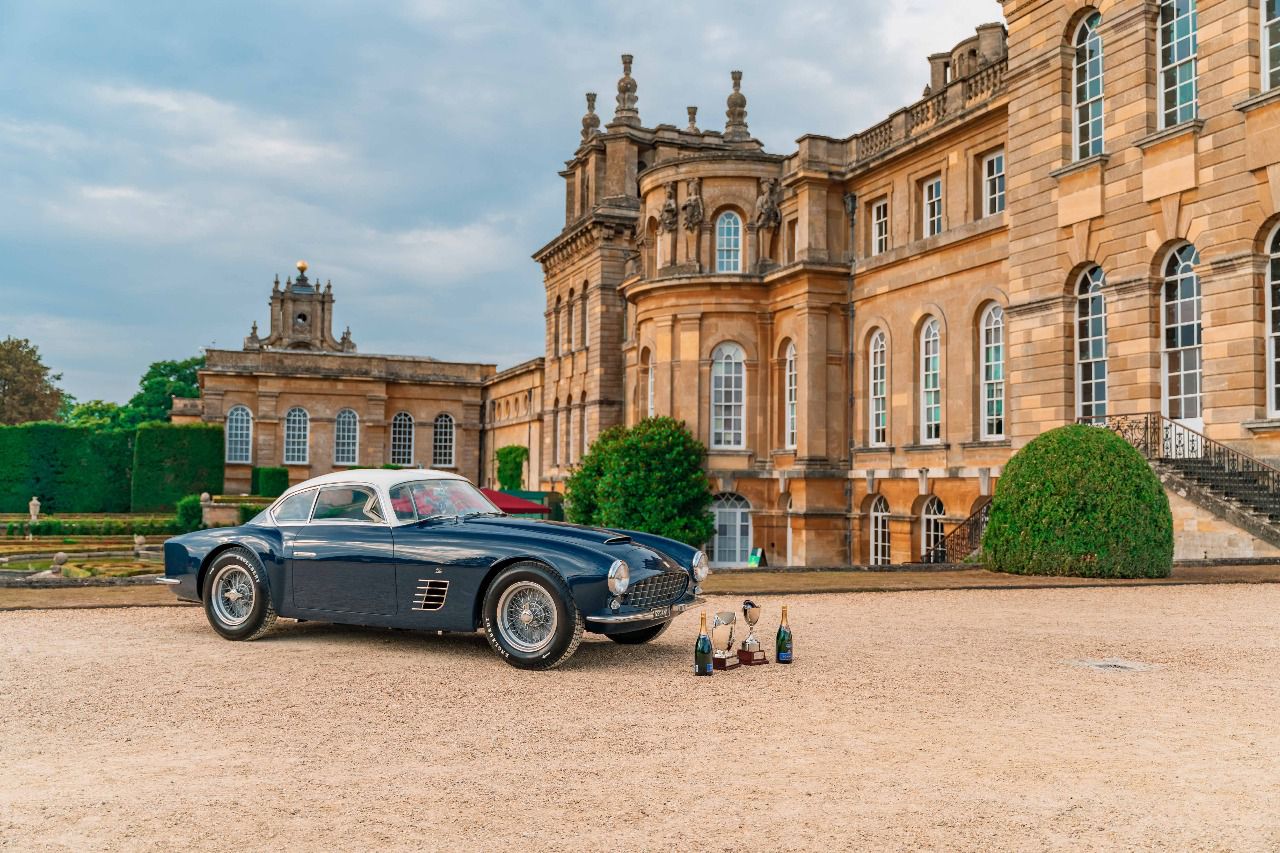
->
648, 607, 670, 619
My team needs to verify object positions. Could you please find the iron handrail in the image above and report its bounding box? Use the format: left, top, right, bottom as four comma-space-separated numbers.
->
925, 498, 991, 564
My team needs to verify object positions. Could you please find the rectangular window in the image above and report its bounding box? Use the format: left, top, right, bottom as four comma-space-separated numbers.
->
982, 151, 1005, 216
1267, 0, 1280, 91
871, 199, 889, 256
923, 177, 943, 238
1158, 0, 1198, 128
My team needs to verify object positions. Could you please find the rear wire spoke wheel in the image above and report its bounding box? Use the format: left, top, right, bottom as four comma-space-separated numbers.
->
203, 547, 276, 641
482, 563, 582, 670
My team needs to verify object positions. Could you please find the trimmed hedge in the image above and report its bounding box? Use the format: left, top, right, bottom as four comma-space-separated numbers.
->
5, 517, 183, 537
130, 423, 224, 513
495, 445, 529, 491
982, 424, 1173, 578
175, 494, 203, 532
0, 423, 135, 513
252, 466, 289, 498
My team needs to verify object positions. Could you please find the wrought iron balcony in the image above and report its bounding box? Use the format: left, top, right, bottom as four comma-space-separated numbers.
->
924, 498, 991, 564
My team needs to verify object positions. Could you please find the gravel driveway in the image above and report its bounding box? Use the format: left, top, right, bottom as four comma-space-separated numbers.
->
2, 586, 1278, 851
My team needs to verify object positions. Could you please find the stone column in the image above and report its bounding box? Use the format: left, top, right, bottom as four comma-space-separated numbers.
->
795, 306, 829, 464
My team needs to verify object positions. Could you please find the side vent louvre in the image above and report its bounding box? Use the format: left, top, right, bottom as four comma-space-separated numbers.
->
413, 579, 449, 611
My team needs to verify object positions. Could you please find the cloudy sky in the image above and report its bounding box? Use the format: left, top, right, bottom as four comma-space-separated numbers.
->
0, 0, 1002, 404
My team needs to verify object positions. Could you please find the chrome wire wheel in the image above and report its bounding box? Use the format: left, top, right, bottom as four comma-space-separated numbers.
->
496, 580, 558, 654
210, 564, 255, 627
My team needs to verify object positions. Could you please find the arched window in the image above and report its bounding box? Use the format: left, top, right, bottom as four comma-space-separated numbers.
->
710, 342, 746, 449
390, 411, 414, 466
283, 407, 309, 465
1076, 267, 1108, 423
921, 495, 946, 560
579, 289, 588, 348
869, 495, 890, 566
1158, 0, 1198, 128
920, 318, 942, 443
1073, 11, 1104, 160
869, 330, 887, 446
716, 211, 742, 273
784, 342, 798, 450
981, 305, 1005, 439
1163, 244, 1202, 424
642, 349, 655, 418
552, 296, 561, 356
580, 402, 587, 458
334, 408, 359, 465
225, 405, 253, 464
432, 413, 455, 467
566, 289, 575, 352
552, 399, 561, 466
1268, 227, 1280, 414
709, 493, 752, 567
1267, 0, 1280, 91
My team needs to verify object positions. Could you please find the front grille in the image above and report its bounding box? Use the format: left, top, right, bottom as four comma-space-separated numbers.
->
623, 571, 689, 609
412, 579, 449, 611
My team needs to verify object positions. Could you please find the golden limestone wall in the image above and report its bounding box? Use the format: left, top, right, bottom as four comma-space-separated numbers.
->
480, 358, 545, 490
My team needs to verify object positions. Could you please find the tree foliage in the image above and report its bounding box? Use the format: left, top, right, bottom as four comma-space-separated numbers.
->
565, 418, 714, 547
64, 399, 131, 430
0, 337, 66, 425
494, 445, 530, 491
124, 355, 204, 426
982, 424, 1173, 578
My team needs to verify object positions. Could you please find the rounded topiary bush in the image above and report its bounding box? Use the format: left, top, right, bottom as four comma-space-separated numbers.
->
982, 424, 1173, 578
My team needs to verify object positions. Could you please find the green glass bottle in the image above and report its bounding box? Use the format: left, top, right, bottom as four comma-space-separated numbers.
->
776, 605, 793, 664
694, 611, 714, 676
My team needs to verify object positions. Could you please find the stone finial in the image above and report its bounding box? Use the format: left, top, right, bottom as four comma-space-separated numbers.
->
244, 321, 262, 350
613, 54, 639, 125
272, 274, 281, 294
724, 70, 749, 141
340, 326, 357, 353
133, 534, 146, 548
581, 92, 601, 141
200, 492, 212, 503
686, 106, 699, 132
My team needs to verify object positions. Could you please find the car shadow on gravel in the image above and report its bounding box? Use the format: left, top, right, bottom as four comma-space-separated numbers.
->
245, 618, 690, 671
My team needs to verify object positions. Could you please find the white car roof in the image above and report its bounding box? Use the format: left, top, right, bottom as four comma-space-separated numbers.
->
279, 467, 469, 499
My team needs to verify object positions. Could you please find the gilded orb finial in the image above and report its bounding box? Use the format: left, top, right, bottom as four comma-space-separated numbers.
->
296, 260, 308, 273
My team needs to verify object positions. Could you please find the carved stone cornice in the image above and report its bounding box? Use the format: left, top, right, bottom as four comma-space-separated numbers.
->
1005, 293, 1071, 319
1206, 251, 1264, 277
533, 213, 636, 276
1107, 275, 1156, 299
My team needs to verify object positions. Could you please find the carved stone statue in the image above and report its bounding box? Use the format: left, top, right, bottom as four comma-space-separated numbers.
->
754, 177, 782, 266
680, 178, 704, 265
28, 496, 40, 524
340, 326, 356, 353
657, 182, 679, 234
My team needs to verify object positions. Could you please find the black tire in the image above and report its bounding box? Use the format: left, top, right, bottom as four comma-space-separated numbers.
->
202, 547, 277, 641
607, 621, 672, 645
482, 562, 583, 670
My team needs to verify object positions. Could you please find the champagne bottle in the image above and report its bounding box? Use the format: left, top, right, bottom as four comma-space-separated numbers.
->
776, 605, 793, 664
694, 611, 714, 676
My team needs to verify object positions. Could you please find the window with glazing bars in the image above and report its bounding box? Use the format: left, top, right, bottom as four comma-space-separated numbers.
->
920, 319, 941, 442
1074, 12, 1104, 159
1163, 244, 1202, 420
1076, 268, 1108, 423
334, 409, 358, 465
983, 151, 1005, 216
982, 306, 1005, 439
869, 331, 887, 445
923, 178, 943, 237
1158, 0, 1198, 128
225, 405, 252, 464
871, 199, 889, 256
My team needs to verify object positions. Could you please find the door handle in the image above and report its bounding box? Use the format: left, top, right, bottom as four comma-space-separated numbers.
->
293, 551, 317, 558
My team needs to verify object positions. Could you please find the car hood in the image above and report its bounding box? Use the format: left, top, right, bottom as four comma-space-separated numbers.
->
464, 516, 641, 548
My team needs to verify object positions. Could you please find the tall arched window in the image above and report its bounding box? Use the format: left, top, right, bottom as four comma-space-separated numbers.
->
709, 493, 752, 567
579, 288, 588, 348
869, 330, 887, 446
283, 407, 309, 465
783, 342, 798, 450
716, 211, 742, 273
1076, 268, 1108, 423
565, 395, 574, 465
580, 402, 587, 458
566, 289, 575, 352
552, 296, 561, 356
869, 495, 890, 566
1267, 0, 1280, 91
225, 405, 252, 464
552, 399, 561, 466
710, 342, 746, 449
390, 411, 414, 465
921, 495, 946, 559
1163, 244, 1202, 424
1268, 226, 1280, 415
645, 351, 655, 418
1158, 0, 1198, 128
334, 408, 359, 465
981, 305, 1005, 439
432, 413, 455, 467
1073, 11, 1104, 160
919, 318, 942, 443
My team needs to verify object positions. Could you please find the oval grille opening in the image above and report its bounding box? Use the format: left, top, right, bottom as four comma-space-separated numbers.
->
622, 571, 688, 609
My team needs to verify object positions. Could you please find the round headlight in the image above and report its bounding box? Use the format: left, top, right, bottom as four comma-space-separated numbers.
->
607, 560, 630, 595
691, 550, 710, 582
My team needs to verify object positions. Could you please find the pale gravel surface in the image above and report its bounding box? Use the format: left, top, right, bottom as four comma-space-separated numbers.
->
2, 586, 1279, 852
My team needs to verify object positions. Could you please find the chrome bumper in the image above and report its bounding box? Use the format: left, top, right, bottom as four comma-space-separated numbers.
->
155, 577, 181, 585
586, 595, 705, 625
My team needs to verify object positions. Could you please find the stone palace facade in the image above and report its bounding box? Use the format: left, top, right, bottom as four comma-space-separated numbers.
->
195, 0, 1280, 567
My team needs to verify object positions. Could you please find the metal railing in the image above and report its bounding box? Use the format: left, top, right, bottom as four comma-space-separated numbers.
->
924, 498, 991, 564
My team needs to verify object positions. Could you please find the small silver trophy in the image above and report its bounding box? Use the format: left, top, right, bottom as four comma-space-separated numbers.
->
738, 599, 769, 665
711, 611, 740, 670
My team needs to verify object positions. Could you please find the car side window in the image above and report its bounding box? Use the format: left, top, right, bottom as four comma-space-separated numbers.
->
388, 484, 417, 523
273, 489, 316, 524
312, 485, 383, 523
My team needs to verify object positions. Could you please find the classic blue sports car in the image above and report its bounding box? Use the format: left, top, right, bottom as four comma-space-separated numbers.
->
159, 469, 709, 669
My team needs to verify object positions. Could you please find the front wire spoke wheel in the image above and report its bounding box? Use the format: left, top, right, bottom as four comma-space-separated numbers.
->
497, 581, 558, 653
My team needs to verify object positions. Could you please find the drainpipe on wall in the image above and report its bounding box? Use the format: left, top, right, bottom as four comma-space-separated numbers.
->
843, 191, 858, 565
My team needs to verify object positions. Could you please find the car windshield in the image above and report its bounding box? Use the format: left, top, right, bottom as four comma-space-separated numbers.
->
388, 479, 502, 523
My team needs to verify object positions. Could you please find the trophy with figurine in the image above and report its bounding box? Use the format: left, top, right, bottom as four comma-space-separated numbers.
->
737, 599, 769, 665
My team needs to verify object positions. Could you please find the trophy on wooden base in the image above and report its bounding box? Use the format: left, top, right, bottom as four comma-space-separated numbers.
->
711, 611, 740, 670
737, 599, 769, 665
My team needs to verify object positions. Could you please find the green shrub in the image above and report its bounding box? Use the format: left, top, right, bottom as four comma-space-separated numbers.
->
495, 445, 529, 491
982, 424, 1173, 578
130, 423, 224, 512
252, 466, 289, 498
0, 423, 135, 513
566, 418, 714, 548
238, 503, 262, 524
175, 494, 203, 532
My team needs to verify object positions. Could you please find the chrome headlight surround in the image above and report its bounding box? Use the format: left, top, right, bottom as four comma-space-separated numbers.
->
607, 559, 630, 595
691, 550, 710, 582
